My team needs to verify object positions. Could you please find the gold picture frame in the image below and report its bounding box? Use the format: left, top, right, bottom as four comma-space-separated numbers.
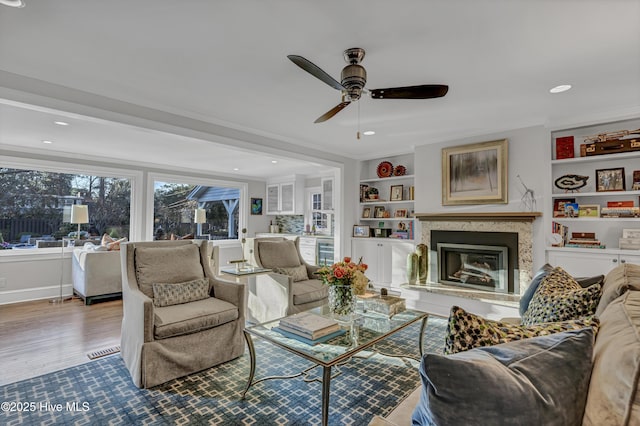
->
442, 139, 508, 205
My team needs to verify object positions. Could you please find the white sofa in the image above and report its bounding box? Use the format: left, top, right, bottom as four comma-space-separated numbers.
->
72, 246, 122, 305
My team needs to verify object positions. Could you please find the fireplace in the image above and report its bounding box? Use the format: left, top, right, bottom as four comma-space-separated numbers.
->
437, 243, 508, 293
431, 230, 519, 294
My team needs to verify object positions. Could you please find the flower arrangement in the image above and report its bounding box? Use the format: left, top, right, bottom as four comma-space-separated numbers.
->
316, 256, 369, 296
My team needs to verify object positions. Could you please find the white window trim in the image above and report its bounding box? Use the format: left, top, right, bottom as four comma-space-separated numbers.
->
147, 172, 248, 242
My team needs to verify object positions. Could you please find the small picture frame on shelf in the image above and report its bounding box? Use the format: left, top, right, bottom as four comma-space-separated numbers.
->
564, 202, 579, 218
596, 167, 626, 192
353, 225, 370, 238
374, 206, 386, 218
553, 198, 576, 217
362, 207, 371, 218
394, 208, 407, 218
390, 185, 403, 201
578, 204, 600, 218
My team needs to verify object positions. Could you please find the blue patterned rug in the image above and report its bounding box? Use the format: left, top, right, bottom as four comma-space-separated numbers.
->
1, 316, 446, 425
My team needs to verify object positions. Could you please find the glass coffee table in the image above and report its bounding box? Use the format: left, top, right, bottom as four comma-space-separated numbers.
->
242, 305, 429, 426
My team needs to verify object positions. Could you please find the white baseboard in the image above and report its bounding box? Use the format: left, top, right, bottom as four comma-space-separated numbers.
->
0, 283, 74, 305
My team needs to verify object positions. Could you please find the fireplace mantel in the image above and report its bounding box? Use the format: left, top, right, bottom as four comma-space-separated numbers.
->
415, 212, 541, 222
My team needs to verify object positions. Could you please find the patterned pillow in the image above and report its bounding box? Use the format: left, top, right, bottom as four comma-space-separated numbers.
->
444, 305, 599, 354
152, 278, 210, 307
522, 267, 602, 326
273, 265, 309, 282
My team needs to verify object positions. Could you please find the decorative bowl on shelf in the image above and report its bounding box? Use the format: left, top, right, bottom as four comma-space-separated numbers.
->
377, 161, 393, 178
393, 165, 407, 176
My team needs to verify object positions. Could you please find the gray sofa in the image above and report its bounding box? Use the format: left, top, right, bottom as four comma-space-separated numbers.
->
120, 240, 245, 388
372, 263, 640, 425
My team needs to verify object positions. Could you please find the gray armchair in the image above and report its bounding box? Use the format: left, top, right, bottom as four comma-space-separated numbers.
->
251, 237, 328, 321
120, 240, 245, 388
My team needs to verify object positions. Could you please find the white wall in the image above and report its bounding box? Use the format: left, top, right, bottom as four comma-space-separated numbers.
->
413, 125, 549, 271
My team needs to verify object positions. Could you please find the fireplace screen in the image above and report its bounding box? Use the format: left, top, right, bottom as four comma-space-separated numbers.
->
437, 243, 508, 293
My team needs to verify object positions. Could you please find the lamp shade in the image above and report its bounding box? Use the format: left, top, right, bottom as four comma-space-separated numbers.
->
194, 208, 206, 224
70, 204, 89, 224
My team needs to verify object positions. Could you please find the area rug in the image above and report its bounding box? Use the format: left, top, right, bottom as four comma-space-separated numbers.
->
0, 316, 446, 425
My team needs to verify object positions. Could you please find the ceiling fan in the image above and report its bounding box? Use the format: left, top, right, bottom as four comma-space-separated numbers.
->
288, 47, 448, 124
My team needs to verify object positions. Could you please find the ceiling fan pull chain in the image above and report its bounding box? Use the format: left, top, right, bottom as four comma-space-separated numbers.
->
357, 101, 361, 140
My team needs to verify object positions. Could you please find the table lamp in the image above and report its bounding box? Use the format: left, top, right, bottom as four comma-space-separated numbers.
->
195, 208, 206, 237
71, 204, 89, 240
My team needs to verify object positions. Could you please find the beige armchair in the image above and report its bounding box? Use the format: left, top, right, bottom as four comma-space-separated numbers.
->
120, 240, 245, 388
251, 237, 328, 322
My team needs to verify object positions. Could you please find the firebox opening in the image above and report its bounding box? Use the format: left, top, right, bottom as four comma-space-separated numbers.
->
437, 243, 508, 293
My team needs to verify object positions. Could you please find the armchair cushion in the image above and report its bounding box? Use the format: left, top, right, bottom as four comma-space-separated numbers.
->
273, 265, 309, 282
152, 278, 210, 307
135, 244, 205, 299
445, 305, 599, 354
154, 297, 239, 340
292, 279, 327, 305
257, 240, 301, 268
522, 266, 601, 326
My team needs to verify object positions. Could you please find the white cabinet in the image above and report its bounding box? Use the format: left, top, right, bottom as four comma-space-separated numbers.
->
265, 175, 304, 215
321, 177, 334, 211
352, 238, 414, 289
547, 248, 640, 276
299, 237, 317, 265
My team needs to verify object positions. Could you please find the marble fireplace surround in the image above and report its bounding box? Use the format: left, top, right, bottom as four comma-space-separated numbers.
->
414, 212, 541, 304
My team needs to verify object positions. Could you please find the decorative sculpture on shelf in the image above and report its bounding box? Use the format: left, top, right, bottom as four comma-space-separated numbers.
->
554, 174, 589, 193
517, 175, 536, 212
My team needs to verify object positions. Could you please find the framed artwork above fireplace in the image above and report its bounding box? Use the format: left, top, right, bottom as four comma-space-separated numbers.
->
442, 139, 508, 205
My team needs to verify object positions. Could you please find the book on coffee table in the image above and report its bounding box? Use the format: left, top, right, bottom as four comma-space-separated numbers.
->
279, 312, 340, 340
273, 327, 345, 345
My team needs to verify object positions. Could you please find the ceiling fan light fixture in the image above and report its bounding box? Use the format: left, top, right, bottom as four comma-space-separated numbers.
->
0, 0, 25, 8
550, 84, 572, 94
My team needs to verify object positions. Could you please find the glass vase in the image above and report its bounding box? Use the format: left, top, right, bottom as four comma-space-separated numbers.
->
328, 284, 355, 323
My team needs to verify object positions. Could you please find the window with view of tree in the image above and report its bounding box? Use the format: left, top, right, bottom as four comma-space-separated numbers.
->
0, 168, 131, 248
153, 181, 241, 241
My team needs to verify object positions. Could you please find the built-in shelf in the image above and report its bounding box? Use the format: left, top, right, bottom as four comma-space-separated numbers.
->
359, 218, 412, 221
360, 174, 415, 183
550, 151, 640, 165
551, 190, 640, 198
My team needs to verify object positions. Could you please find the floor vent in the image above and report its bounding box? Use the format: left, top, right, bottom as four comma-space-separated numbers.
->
87, 345, 121, 360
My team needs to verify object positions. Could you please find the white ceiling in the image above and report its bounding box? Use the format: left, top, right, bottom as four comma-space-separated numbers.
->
1, 0, 639, 178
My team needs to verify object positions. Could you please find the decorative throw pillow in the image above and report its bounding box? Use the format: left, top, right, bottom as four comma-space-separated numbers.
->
519, 263, 554, 315
152, 278, 210, 307
413, 328, 595, 426
445, 305, 599, 354
101, 233, 127, 251
273, 265, 308, 282
522, 267, 602, 326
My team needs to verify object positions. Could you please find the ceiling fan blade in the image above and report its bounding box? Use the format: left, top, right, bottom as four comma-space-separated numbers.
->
288, 55, 345, 91
314, 101, 351, 123
370, 84, 449, 99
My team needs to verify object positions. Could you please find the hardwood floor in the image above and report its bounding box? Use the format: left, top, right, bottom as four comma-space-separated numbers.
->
0, 297, 122, 386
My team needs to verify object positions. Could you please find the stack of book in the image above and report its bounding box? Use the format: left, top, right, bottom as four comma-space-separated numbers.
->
600, 206, 640, 218
551, 221, 569, 247
275, 312, 344, 345
565, 232, 606, 249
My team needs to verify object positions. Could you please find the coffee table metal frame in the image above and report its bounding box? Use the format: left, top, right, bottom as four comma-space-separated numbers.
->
241, 308, 429, 426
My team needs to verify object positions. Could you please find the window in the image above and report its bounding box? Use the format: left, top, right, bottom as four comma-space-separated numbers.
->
309, 190, 330, 233
153, 180, 242, 241
0, 167, 131, 247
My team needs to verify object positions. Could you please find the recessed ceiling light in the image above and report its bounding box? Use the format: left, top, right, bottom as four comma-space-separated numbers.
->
54, 121, 69, 126
271, 160, 278, 164
42, 140, 53, 144
363, 131, 376, 136
549, 84, 572, 94
0, 0, 25, 8
233, 168, 240, 171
